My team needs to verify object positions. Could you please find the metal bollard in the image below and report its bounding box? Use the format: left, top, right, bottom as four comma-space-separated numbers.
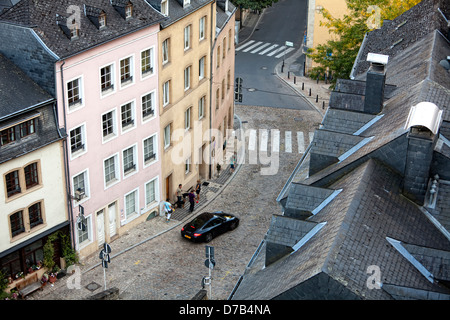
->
294, 76, 296, 84
316, 95, 318, 103
302, 83, 304, 90
309, 88, 311, 96
288, 71, 290, 79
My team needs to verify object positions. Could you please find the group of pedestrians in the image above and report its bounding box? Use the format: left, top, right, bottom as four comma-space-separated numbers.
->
163, 180, 202, 222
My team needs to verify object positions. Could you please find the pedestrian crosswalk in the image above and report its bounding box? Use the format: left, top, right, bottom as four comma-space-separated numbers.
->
245, 129, 314, 154
236, 40, 296, 59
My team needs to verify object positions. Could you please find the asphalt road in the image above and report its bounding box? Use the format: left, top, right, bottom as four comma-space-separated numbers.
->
235, 0, 310, 109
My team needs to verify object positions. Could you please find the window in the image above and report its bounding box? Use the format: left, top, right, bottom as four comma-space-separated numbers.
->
67, 78, 82, 106
120, 57, 133, 84
163, 80, 170, 106
145, 178, 157, 206
141, 48, 154, 76
104, 154, 119, 187
227, 69, 231, 91
228, 29, 232, 50
123, 146, 137, 175
216, 88, 220, 109
70, 125, 85, 154
125, 189, 138, 219
142, 92, 155, 119
24, 162, 39, 189
161, 0, 168, 15
6, 170, 20, 197
199, 16, 206, 40
20, 119, 36, 138
143, 136, 156, 163
223, 38, 226, 58
102, 110, 117, 140
185, 107, 191, 131
222, 80, 225, 101
217, 46, 221, 68
100, 65, 114, 92
199, 56, 205, 80
164, 124, 171, 149
162, 38, 169, 64
125, 3, 133, 18
184, 66, 191, 91
10, 211, 24, 237
121, 102, 135, 129
28, 202, 43, 228
77, 215, 90, 244
184, 25, 191, 50
185, 157, 191, 174
99, 13, 107, 28
73, 170, 89, 201
1, 127, 15, 146
199, 96, 205, 119
183, 0, 190, 6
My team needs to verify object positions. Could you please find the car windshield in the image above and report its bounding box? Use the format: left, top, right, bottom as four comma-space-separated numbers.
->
191, 213, 214, 228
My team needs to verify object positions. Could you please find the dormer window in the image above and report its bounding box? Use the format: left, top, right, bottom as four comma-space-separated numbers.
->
183, 0, 190, 6
56, 14, 79, 40
99, 12, 107, 28
161, 0, 168, 16
125, 3, 133, 18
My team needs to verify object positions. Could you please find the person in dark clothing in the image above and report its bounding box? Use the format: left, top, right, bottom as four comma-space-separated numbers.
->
188, 190, 196, 213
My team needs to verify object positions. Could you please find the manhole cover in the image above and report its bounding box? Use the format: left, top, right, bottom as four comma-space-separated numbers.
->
86, 282, 101, 292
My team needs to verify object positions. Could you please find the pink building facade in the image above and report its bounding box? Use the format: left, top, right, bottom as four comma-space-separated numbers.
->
55, 24, 163, 259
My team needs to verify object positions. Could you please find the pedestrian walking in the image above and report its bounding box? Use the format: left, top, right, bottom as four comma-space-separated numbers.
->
195, 180, 202, 203
163, 199, 174, 222
176, 184, 184, 208
188, 190, 196, 213
230, 152, 237, 173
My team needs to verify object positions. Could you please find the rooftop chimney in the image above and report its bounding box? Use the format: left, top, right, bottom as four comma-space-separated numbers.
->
364, 53, 389, 114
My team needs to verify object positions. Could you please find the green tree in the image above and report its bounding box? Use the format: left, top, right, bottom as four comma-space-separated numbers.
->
230, 0, 278, 11
307, 0, 421, 85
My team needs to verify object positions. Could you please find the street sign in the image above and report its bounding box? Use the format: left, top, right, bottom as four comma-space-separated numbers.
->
205, 258, 216, 270
99, 243, 111, 268
205, 245, 214, 260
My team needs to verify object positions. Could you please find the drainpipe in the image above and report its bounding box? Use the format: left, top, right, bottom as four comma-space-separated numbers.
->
59, 60, 76, 251
209, 0, 217, 179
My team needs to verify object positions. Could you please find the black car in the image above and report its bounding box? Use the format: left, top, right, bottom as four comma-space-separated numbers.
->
181, 212, 239, 242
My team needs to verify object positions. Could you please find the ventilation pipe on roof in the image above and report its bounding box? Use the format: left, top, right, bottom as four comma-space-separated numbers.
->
402, 102, 443, 205
363, 53, 389, 114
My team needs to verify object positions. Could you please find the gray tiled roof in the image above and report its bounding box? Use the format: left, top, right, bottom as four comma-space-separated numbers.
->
321, 109, 377, 135
0, 0, 166, 58
352, 0, 450, 77
310, 129, 366, 158
284, 183, 334, 217
0, 53, 53, 120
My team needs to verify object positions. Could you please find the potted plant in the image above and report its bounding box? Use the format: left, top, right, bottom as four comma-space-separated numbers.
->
48, 273, 57, 285
41, 273, 49, 286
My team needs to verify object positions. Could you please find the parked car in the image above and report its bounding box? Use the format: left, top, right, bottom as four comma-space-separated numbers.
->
181, 212, 239, 242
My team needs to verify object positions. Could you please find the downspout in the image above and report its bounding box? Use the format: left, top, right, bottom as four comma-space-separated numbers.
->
208, 0, 217, 179
59, 60, 76, 250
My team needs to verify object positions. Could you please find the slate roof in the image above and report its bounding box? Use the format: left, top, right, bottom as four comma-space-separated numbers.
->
231, 0, 450, 300
0, 0, 166, 59
147, 0, 212, 28
216, 0, 235, 30
0, 53, 53, 120
352, 0, 450, 78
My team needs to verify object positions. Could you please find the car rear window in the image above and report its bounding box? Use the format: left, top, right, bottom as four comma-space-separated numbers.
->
191, 213, 213, 228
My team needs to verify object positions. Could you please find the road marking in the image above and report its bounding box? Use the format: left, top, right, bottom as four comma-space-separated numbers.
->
267, 46, 286, 56
309, 132, 315, 145
248, 129, 257, 151
260, 129, 268, 152
259, 44, 279, 55
285, 131, 292, 153
297, 131, 305, 153
235, 40, 255, 51
251, 42, 272, 54
242, 41, 263, 52
275, 47, 295, 59
272, 129, 280, 153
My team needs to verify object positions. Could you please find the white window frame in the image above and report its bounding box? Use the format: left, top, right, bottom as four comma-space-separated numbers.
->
185, 156, 191, 175
143, 133, 158, 167
66, 75, 84, 112
101, 108, 118, 143
141, 90, 156, 122
162, 38, 169, 64
76, 214, 92, 249
184, 25, 191, 50
185, 107, 191, 131
199, 16, 206, 41
145, 176, 160, 209
99, 62, 115, 97
122, 144, 138, 178
183, 0, 190, 7
124, 188, 139, 222
140, 47, 154, 79
199, 56, 205, 80
161, 0, 168, 16
72, 169, 90, 205
199, 95, 205, 120
69, 123, 87, 159
103, 153, 120, 189
120, 100, 136, 133
184, 66, 191, 91
119, 55, 134, 88
163, 80, 170, 106
164, 124, 171, 149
